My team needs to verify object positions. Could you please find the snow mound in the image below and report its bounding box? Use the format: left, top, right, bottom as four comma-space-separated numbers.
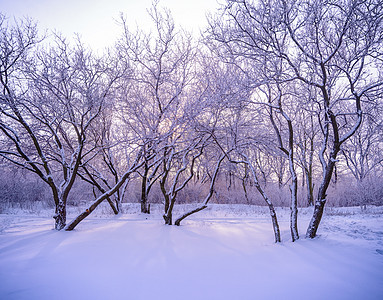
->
0, 205, 382, 300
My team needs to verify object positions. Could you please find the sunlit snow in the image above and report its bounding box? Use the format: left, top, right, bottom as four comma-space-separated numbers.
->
0, 204, 382, 300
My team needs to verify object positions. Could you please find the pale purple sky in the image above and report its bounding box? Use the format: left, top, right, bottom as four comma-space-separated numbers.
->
1, 0, 221, 50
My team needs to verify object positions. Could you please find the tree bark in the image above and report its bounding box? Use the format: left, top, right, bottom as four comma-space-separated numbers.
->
140, 163, 150, 214
106, 197, 119, 215
174, 154, 224, 226
305, 167, 314, 207
175, 205, 207, 226
163, 212, 172, 225
306, 153, 337, 238
287, 120, 299, 242
54, 201, 66, 230
65, 150, 143, 231
245, 156, 281, 243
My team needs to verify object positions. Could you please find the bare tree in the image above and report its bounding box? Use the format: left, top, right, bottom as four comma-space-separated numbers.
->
78, 111, 129, 215
276, 0, 383, 238
117, 1, 196, 213
206, 1, 299, 240
207, 0, 383, 238
258, 81, 299, 241
161, 137, 206, 225
0, 17, 120, 229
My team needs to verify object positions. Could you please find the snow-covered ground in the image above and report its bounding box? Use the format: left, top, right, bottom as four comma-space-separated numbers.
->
0, 204, 382, 300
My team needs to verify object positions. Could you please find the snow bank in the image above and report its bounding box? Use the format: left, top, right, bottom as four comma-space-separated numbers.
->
0, 205, 382, 300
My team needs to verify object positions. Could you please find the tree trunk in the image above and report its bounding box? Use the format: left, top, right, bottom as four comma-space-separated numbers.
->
106, 197, 119, 214
289, 167, 299, 241
66, 189, 119, 231
65, 151, 143, 231
54, 201, 66, 230
160, 178, 170, 214
114, 197, 121, 213
140, 163, 150, 214
242, 177, 250, 204
257, 185, 281, 243
242, 164, 250, 204
163, 193, 177, 225
270, 102, 299, 242
175, 205, 207, 226
247, 160, 281, 243
174, 154, 225, 226
268, 205, 281, 243
287, 120, 299, 242
307, 136, 315, 206
306, 153, 337, 238
305, 168, 314, 207
140, 193, 150, 214
163, 212, 172, 225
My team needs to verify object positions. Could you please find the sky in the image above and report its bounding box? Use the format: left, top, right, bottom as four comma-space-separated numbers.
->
1, 0, 221, 51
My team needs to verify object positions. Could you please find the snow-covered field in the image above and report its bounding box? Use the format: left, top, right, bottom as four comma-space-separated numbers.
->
0, 204, 382, 300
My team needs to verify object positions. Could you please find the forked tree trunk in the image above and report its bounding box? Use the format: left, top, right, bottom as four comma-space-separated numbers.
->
246, 158, 281, 243
163, 193, 177, 225
162, 147, 203, 225
163, 212, 172, 225
175, 154, 225, 226
306, 86, 362, 238
270, 101, 299, 242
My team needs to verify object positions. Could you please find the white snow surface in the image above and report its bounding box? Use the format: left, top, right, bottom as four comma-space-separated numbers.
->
0, 204, 382, 300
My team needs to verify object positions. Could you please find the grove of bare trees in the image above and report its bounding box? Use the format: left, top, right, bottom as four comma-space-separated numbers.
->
1, 0, 382, 241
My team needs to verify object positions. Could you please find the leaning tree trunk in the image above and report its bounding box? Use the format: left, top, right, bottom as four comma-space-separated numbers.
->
175, 205, 208, 226
65, 180, 127, 231
255, 183, 281, 243
306, 151, 338, 238
65, 150, 143, 231
306, 87, 362, 238
65, 189, 118, 231
247, 159, 281, 243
